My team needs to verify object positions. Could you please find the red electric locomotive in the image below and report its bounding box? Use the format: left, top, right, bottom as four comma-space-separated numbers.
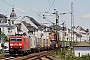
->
9, 35, 30, 55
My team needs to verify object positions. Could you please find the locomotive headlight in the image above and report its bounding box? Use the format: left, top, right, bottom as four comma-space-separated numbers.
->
10, 44, 13, 46
19, 44, 22, 46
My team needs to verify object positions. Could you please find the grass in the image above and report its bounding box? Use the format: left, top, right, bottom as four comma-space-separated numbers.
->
53, 47, 90, 60
53, 47, 71, 60
0, 53, 5, 58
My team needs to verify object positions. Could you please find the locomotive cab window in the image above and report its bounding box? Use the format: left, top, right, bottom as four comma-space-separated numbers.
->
17, 38, 22, 42
11, 39, 16, 42
11, 38, 22, 42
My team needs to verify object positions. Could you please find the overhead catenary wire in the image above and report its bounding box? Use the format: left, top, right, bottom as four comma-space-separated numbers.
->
1, 0, 27, 16
48, 0, 55, 12
38, 0, 56, 25
2, 0, 54, 25
37, 13, 54, 25
1, 0, 13, 7
30, 8, 54, 25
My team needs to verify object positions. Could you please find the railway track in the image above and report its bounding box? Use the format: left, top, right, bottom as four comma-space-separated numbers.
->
22, 50, 54, 60
0, 50, 54, 60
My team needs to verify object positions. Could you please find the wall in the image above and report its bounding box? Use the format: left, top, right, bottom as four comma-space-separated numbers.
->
75, 47, 90, 57
21, 22, 28, 33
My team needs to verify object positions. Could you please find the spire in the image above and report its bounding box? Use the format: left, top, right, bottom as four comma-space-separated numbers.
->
10, 5, 17, 18
12, 5, 14, 12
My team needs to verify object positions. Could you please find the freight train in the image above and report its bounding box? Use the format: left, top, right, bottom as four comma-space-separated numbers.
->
9, 34, 52, 55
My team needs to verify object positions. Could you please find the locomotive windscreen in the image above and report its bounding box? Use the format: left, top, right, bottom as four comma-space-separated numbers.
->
17, 38, 22, 42
11, 38, 22, 42
11, 38, 16, 42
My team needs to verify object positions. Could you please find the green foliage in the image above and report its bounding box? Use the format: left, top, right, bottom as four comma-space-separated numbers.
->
0, 31, 9, 42
4, 36, 9, 42
66, 54, 90, 60
53, 48, 63, 59
80, 55, 90, 60
0, 31, 4, 37
66, 54, 75, 60
23, 32, 26, 35
54, 48, 90, 60
75, 41, 79, 45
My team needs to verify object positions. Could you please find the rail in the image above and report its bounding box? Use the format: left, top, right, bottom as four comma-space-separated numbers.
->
0, 50, 54, 60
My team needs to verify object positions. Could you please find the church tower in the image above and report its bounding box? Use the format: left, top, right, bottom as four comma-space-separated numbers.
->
10, 6, 17, 25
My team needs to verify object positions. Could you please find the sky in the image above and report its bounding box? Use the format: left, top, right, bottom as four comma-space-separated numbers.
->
0, 0, 90, 29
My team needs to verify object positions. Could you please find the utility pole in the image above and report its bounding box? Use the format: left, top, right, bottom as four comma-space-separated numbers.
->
54, 9, 59, 53
40, 9, 71, 54
89, 36, 90, 44
62, 21, 65, 57
70, 2, 74, 54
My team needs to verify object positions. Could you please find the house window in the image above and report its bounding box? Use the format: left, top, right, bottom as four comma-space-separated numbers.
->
8, 28, 12, 33
0, 19, 2, 23
8, 20, 11, 25
17, 25, 21, 31
0, 20, 1, 23
4, 19, 7, 23
12, 21, 14, 24
2, 18, 7, 23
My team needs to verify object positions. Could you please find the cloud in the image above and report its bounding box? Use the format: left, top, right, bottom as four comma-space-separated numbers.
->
15, 8, 26, 13
0, 12, 4, 14
81, 14, 90, 19
0, 10, 5, 14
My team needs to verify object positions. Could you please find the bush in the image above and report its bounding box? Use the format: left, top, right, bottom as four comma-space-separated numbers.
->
66, 54, 75, 60
80, 55, 90, 60
4, 36, 9, 42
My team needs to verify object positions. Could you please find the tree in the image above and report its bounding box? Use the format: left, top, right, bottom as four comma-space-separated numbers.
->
0, 31, 5, 40
4, 36, 9, 42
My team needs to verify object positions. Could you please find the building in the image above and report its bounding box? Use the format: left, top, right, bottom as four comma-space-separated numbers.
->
0, 7, 17, 37
21, 16, 42, 37
0, 14, 8, 36
75, 26, 89, 42
74, 42, 90, 57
